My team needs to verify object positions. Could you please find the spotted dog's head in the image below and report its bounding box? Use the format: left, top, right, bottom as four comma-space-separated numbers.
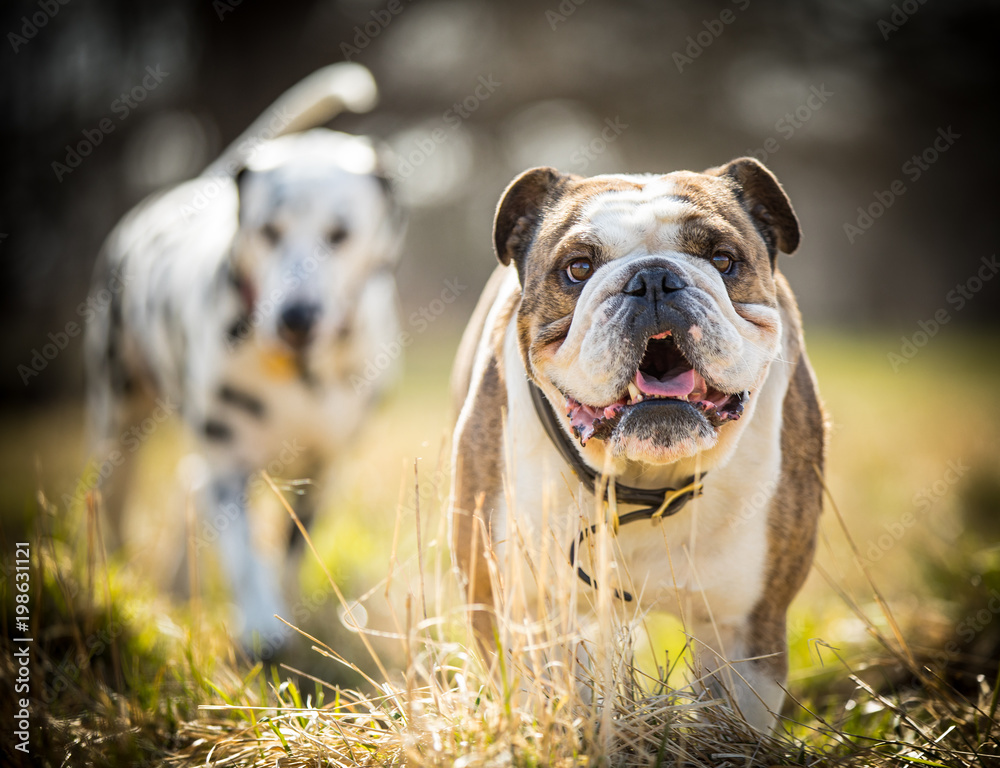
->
232, 129, 402, 353
495, 159, 800, 466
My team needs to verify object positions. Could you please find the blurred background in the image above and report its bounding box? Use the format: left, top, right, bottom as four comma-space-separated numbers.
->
1, 0, 999, 743
2, 0, 998, 401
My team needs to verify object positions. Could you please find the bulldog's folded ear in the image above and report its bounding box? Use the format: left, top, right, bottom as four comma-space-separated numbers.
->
494, 167, 571, 275
708, 157, 801, 257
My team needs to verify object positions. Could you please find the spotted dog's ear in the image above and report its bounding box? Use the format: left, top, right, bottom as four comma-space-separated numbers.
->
708, 157, 801, 258
364, 148, 407, 267
234, 166, 254, 225
493, 167, 572, 280
372, 152, 404, 226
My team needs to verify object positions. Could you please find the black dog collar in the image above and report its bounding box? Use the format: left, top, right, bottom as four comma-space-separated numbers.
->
528, 380, 705, 602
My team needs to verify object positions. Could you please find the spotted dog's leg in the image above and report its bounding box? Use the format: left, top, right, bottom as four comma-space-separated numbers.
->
202, 465, 289, 657
279, 454, 334, 624
284, 453, 325, 556
84, 258, 152, 550
94, 394, 154, 550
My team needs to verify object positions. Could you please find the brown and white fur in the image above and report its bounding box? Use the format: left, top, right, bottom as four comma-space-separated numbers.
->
85, 64, 405, 654
449, 159, 824, 732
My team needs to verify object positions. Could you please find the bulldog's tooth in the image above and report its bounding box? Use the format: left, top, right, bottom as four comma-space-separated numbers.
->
634, 392, 644, 403
627, 382, 640, 402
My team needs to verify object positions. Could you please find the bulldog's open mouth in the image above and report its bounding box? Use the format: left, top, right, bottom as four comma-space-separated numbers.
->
564, 331, 748, 445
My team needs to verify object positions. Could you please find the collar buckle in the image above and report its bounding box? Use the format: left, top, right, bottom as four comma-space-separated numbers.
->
651, 478, 705, 520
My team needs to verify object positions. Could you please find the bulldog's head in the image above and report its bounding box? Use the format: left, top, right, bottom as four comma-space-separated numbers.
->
233, 129, 402, 353
494, 158, 800, 467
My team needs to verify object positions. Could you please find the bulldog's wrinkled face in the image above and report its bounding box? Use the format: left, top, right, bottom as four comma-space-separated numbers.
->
234, 130, 401, 353
495, 158, 800, 465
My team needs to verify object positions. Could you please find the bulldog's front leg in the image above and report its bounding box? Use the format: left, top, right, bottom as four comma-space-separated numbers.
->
688, 602, 788, 733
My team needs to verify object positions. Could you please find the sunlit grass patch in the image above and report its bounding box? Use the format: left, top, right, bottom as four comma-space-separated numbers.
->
168, 467, 1000, 767
0, 491, 253, 766
2, 331, 999, 765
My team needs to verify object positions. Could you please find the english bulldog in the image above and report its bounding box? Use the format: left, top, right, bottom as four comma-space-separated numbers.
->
85, 63, 405, 654
449, 158, 824, 732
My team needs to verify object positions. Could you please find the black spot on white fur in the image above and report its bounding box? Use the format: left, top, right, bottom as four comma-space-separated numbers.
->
203, 419, 234, 442
218, 384, 266, 419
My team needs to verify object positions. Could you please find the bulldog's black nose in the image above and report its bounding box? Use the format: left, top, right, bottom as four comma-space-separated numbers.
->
278, 303, 321, 349
623, 267, 687, 303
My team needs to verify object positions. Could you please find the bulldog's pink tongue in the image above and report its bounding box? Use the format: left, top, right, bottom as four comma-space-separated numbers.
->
635, 368, 706, 399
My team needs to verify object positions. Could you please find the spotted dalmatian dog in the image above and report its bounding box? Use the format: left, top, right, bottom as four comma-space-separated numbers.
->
84, 63, 405, 651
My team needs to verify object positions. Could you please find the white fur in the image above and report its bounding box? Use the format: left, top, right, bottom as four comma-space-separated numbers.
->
87, 129, 402, 652
496, 293, 791, 729
467, 173, 795, 730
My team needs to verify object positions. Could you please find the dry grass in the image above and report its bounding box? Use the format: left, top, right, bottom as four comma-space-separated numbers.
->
4, 464, 999, 767
3, 333, 1000, 766
160, 469, 999, 768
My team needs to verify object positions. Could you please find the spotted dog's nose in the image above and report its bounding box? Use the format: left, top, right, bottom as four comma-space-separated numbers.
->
278, 303, 321, 349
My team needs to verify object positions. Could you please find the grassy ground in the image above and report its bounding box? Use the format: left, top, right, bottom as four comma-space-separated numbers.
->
1, 329, 999, 766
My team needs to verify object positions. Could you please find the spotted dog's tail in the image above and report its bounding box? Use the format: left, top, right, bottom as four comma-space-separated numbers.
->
203, 62, 379, 179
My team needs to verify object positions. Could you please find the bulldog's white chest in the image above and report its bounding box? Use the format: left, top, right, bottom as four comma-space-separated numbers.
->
495, 317, 788, 624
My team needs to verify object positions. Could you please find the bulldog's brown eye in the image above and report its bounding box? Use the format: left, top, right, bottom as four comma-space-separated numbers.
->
567, 258, 593, 283
261, 223, 281, 244
327, 226, 348, 245
711, 250, 735, 274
